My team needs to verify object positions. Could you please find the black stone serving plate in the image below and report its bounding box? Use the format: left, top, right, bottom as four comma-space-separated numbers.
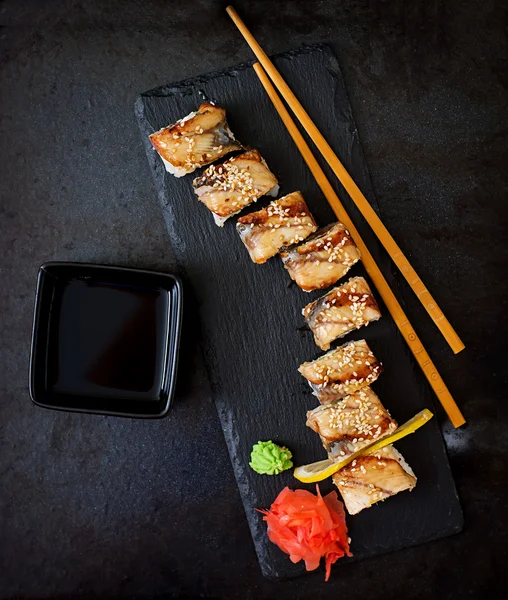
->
135, 45, 463, 580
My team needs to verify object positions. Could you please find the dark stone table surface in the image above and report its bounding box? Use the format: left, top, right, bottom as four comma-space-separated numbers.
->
1, 1, 506, 598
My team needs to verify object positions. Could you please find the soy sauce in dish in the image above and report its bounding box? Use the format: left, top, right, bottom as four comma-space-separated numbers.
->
46, 278, 170, 401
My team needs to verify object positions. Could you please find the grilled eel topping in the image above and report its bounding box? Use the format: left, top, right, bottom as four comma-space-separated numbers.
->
149, 103, 242, 176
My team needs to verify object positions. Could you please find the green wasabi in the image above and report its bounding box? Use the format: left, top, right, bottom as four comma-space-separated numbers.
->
249, 440, 293, 475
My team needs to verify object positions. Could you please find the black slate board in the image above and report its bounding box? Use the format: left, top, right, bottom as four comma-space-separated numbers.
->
135, 45, 463, 581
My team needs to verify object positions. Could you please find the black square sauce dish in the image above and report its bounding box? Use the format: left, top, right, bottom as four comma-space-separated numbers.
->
29, 262, 182, 417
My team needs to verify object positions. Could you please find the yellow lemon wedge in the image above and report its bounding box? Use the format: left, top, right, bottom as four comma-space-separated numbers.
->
294, 408, 434, 483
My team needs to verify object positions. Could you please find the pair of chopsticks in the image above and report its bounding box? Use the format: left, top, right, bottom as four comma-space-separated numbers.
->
226, 6, 465, 428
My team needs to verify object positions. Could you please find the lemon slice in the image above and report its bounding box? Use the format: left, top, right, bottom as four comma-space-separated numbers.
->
294, 408, 434, 483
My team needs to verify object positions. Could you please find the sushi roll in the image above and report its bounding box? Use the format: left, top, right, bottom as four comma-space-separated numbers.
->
306, 387, 397, 461
303, 276, 381, 350
236, 191, 318, 264
149, 103, 242, 177
332, 445, 417, 515
280, 222, 361, 292
192, 149, 279, 226
298, 339, 383, 404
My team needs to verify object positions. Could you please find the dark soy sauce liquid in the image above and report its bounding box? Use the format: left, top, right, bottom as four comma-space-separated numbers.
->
47, 279, 170, 401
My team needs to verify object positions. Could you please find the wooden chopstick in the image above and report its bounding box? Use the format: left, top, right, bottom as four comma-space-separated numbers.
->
253, 61, 465, 428
226, 5, 464, 356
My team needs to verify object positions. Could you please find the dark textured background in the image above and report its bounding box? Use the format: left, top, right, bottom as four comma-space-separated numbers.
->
0, 0, 507, 598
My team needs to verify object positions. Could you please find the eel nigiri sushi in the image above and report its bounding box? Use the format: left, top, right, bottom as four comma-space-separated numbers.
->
298, 339, 382, 404
280, 222, 361, 292
192, 149, 279, 226
332, 445, 417, 515
303, 276, 381, 350
306, 387, 397, 461
149, 103, 242, 177
236, 191, 318, 264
